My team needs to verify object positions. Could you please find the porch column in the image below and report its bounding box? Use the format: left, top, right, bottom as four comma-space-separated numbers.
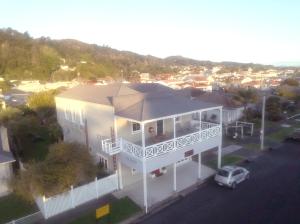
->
141, 123, 148, 213
198, 153, 202, 179
198, 110, 202, 131
173, 163, 177, 191
173, 116, 176, 139
117, 154, 123, 189
217, 107, 223, 169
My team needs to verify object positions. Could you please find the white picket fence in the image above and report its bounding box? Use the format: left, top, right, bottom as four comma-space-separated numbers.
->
5, 212, 43, 224
35, 173, 119, 219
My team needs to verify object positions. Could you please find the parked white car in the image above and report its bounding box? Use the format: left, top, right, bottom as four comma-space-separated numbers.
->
214, 165, 250, 189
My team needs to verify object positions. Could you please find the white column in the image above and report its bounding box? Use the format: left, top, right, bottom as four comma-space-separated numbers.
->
173, 163, 177, 191
198, 153, 202, 179
114, 116, 118, 139
218, 107, 223, 169
43, 196, 48, 219
198, 110, 202, 132
173, 116, 176, 139
118, 156, 123, 189
95, 177, 99, 198
70, 185, 75, 208
141, 123, 148, 213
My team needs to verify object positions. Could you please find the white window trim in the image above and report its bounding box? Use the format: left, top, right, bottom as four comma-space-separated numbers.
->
132, 122, 141, 134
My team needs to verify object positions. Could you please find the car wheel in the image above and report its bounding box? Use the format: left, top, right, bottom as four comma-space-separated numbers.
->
231, 182, 237, 189
246, 173, 250, 180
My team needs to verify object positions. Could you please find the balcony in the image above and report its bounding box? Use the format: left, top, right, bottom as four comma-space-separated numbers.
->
101, 121, 221, 159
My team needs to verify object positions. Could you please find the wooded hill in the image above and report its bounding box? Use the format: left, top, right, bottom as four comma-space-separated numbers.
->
0, 28, 274, 81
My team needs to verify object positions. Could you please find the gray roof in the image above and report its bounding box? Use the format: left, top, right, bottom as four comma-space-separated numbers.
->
114, 92, 219, 121
58, 83, 221, 121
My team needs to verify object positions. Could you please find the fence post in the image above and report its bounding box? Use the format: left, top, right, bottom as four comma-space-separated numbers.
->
95, 177, 99, 198
43, 195, 48, 219
70, 185, 75, 208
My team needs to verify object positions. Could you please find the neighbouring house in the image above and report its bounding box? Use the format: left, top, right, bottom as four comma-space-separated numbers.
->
55, 83, 223, 212
195, 92, 244, 125
0, 126, 15, 196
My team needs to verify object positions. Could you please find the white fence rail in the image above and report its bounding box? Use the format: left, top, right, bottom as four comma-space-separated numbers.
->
5, 212, 43, 224
35, 173, 119, 219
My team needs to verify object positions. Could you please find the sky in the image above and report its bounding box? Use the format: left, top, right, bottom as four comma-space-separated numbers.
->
1, 0, 300, 65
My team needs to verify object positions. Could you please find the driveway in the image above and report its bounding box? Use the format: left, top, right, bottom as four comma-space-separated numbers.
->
114, 161, 215, 208
140, 142, 300, 224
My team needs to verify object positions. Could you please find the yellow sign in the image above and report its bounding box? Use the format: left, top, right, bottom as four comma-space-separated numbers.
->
96, 204, 110, 219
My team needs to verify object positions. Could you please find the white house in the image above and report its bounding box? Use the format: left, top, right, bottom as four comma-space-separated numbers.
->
55, 83, 223, 212
196, 92, 244, 125
0, 126, 15, 196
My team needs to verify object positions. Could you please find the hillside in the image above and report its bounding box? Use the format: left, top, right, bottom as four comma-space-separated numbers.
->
0, 28, 275, 81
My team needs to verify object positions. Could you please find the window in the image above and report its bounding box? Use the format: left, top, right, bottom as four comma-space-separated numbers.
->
132, 122, 141, 133
217, 169, 229, 177
64, 106, 85, 126
175, 116, 181, 123
232, 170, 240, 176
99, 156, 108, 169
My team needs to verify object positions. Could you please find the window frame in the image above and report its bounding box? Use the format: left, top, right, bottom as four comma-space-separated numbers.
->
132, 122, 141, 134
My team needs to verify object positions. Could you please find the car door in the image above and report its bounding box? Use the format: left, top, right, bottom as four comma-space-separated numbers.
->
236, 169, 245, 183
231, 169, 240, 183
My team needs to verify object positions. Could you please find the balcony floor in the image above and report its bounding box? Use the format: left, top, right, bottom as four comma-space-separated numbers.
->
113, 160, 215, 208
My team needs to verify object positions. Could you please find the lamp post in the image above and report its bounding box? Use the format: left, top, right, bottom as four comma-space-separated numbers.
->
260, 95, 266, 150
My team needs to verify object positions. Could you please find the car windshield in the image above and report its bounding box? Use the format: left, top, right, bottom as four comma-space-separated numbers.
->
217, 169, 229, 177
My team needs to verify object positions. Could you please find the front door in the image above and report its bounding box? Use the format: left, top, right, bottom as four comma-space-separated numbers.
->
157, 120, 164, 135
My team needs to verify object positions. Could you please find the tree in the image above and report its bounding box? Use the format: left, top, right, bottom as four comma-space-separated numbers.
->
232, 88, 258, 120
27, 90, 58, 119
11, 142, 97, 201
277, 85, 300, 101
266, 96, 282, 121
281, 78, 299, 87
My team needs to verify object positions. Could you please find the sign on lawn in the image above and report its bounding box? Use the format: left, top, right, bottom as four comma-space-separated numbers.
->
96, 204, 110, 219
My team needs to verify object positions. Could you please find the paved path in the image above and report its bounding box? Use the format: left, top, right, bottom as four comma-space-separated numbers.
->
139, 142, 300, 224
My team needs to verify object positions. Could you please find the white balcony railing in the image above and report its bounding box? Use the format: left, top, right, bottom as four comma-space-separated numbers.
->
122, 139, 144, 159
100, 122, 221, 159
101, 138, 121, 155
145, 124, 221, 159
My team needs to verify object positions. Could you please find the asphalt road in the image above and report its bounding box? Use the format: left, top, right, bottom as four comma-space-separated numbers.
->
140, 142, 300, 224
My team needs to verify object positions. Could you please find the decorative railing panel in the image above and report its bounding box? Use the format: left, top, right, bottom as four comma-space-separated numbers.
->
122, 139, 144, 159
176, 132, 201, 148
145, 140, 175, 159
200, 125, 221, 140
99, 122, 221, 160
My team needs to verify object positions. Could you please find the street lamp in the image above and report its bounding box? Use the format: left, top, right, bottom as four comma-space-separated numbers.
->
260, 95, 266, 150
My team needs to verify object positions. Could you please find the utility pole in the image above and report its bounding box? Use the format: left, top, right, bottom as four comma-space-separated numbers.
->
260, 95, 266, 150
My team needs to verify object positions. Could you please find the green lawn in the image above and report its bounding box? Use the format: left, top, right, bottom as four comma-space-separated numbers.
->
241, 143, 260, 151
204, 155, 245, 169
0, 194, 38, 223
69, 197, 141, 224
265, 127, 294, 143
